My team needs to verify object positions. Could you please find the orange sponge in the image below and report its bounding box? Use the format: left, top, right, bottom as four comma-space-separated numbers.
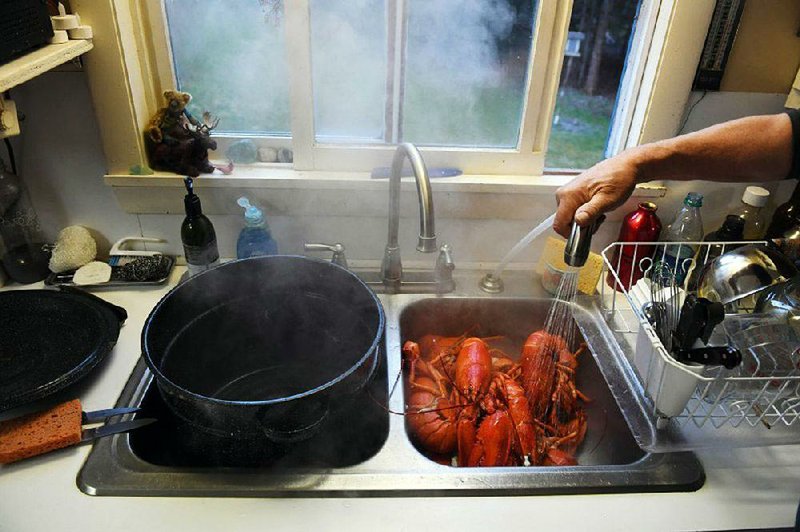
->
0, 400, 82, 464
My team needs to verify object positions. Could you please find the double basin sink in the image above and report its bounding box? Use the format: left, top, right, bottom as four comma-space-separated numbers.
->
78, 270, 704, 496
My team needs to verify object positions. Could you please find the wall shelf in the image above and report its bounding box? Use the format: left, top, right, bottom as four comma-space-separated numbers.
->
0, 40, 93, 93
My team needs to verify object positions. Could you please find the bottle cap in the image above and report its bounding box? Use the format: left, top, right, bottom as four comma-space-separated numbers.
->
742, 186, 769, 207
183, 177, 202, 217
237, 197, 264, 225
639, 202, 657, 212
685, 192, 703, 207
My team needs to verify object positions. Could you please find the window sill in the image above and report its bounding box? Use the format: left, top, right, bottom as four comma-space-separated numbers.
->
106, 166, 665, 220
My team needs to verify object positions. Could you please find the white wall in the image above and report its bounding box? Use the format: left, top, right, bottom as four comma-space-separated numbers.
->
680, 91, 788, 135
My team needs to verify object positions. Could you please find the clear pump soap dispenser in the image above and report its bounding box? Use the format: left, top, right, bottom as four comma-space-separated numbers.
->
236, 197, 278, 259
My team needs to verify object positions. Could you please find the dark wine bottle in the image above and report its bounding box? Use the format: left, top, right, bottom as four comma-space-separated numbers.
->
766, 180, 800, 238
686, 214, 745, 292
181, 177, 219, 276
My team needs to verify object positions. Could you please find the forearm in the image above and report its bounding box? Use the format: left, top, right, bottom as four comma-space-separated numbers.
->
626, 113, 793, 184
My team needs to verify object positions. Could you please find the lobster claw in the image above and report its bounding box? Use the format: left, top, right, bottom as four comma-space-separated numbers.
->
456, 405, 478, 467
465, 410, 513, 467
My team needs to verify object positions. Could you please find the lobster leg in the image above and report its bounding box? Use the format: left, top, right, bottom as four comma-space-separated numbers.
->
404, 341, 454, 397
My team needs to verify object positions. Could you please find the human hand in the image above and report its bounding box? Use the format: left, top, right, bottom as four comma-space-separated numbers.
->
553, 154, 640, 238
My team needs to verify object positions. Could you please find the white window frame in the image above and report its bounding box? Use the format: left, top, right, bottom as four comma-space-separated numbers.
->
143, 0, 573, 175
71, 0, 712, 219
606, 0, 664, 157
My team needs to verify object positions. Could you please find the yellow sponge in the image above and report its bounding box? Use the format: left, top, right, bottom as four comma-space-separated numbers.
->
537, 236, 603, 295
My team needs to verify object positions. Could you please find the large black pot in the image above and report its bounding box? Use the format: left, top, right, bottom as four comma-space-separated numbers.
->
142, 256, 384, 443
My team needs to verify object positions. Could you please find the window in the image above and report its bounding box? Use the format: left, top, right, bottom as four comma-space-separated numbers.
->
148, 0, 571, 174
546, 0, 642, 170
164, 0, 291, 136
80, 0, 711, 182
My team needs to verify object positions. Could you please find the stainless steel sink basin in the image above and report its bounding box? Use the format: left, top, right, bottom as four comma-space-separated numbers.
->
79, 270, 704, 497
399, 297, 643, 467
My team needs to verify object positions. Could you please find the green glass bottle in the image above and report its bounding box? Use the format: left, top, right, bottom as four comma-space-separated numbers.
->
181, 177, 219, 276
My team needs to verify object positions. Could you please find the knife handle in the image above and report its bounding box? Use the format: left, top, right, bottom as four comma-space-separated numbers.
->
0, 400, 82, 464
674, 346, 742, 370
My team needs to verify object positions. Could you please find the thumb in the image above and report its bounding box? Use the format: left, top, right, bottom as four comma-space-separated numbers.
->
574, 194, 612, 227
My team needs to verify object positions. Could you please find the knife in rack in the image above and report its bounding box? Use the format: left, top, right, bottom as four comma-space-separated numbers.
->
671, 294, 742, 369
0, 399, 155, 464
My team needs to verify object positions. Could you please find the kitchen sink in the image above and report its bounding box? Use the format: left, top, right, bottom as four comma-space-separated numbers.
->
78, 270, 704, 497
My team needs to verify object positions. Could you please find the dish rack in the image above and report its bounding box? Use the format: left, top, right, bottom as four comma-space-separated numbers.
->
575, 240, 800, 452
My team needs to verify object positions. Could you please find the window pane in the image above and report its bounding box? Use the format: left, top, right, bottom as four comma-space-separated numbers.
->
402, 0, 536, 148
545, 0, 640, 169
310, 0, 387, 143
165, 0, 290, 135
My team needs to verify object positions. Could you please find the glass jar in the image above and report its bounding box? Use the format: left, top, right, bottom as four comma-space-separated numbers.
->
734, 186, 769, 240
0, 161, 50, 284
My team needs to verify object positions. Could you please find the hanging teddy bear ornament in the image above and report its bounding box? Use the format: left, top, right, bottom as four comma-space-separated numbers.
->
145, 91, 229, 177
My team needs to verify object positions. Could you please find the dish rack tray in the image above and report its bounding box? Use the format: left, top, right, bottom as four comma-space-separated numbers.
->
572, 240, 800, 452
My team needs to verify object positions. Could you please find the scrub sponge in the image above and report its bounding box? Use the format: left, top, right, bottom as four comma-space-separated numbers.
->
48, 226, 97, 273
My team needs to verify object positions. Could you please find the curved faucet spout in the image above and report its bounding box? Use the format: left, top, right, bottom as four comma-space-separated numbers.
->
382, 143, 437, 286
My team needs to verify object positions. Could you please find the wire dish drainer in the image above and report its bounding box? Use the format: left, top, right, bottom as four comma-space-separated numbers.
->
573, 240, 800, 452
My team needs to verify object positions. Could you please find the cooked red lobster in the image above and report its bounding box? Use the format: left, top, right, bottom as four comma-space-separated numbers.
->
403, 330, 589, 468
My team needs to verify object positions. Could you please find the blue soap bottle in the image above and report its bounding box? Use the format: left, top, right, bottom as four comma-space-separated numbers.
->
236, 197, 278, 259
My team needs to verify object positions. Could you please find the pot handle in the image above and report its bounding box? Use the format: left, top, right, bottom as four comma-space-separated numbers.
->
258, 401, 330, 444
57, 285, 128, 324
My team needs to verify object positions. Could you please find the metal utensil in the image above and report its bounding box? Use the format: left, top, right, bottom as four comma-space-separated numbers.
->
698, 243, 798, 305
82, 406, 140, 423
649, 264, 680, 352
755, 274, 800, 334
564, 216, 605, 268
669, 294, 741, 369
81, 418, 155, 443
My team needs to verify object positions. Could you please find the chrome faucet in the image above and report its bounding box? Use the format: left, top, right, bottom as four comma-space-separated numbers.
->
380, 143, 452, 292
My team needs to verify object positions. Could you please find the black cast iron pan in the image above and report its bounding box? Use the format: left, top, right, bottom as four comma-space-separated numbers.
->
0, 287, 127, 412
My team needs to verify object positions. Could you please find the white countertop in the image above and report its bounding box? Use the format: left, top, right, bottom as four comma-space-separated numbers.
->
1, 268, 799, 532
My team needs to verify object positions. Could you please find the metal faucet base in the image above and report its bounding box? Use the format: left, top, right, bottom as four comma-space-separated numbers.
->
357, 269, 455, 294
